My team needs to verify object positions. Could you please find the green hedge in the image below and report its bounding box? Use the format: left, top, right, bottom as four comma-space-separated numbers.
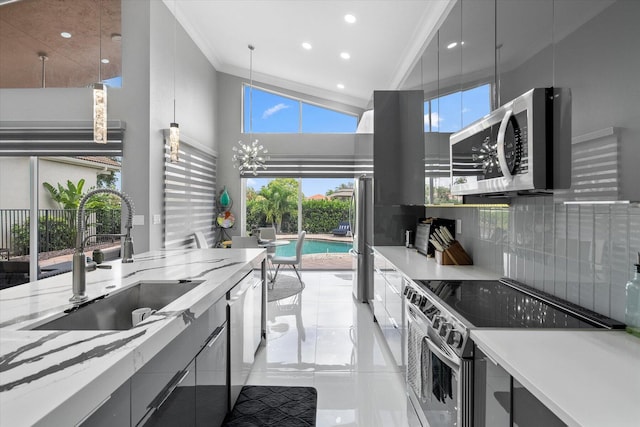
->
247, 199, 349, 233
12, 216, 76, 255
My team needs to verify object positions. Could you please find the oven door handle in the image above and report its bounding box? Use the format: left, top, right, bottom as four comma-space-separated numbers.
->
406, 305, 461, 370
423, 334, 460, 371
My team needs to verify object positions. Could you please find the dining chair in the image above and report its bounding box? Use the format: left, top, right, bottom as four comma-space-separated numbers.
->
257, 226, 277, 259
193, 231, 209, 248
231, 236, 259, 248
270, 230, 306, 285
257, 227, 276, 241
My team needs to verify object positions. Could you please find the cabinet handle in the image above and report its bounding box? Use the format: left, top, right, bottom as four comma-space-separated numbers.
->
74, 395, 111, 426
206, 325, 225, 348
155, 368, 191, 410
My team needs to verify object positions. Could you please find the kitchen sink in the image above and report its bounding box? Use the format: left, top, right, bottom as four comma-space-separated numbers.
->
32, 280, 203, 331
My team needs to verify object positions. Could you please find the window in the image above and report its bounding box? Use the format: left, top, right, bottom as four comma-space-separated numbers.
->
243, 86, 357, 133
424, 83, 491, 204
425, 83, 491, 132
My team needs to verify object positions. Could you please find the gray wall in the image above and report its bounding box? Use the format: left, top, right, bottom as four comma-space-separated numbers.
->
427, 1, 640, 323
0, 0, 218, 252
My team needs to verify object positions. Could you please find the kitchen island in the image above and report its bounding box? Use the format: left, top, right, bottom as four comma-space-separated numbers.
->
0, 248, 266, 426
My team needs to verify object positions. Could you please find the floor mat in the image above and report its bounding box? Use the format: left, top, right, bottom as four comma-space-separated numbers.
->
222, 385, 317, 427
267, 275, 304, 302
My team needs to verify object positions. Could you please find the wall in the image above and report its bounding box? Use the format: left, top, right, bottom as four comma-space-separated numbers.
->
0, 158, 102, 210
427, 1, 640, 323
0, 0, 218, 252
215, 72, 364, 236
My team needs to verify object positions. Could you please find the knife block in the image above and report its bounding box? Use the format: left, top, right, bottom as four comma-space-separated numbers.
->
435, 249, 455, 265
445, 241, 473, 265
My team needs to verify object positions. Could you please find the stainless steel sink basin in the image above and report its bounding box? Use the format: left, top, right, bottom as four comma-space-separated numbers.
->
32, 280, 203, 331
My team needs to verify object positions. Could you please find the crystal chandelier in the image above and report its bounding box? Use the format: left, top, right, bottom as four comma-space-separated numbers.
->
232, 139, 268, 176
233, 45, 268, 175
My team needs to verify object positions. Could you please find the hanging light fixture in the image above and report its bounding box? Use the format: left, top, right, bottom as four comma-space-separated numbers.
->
233, 44, 268, 176
169, 0, 180, 163
93, 0, 107, 144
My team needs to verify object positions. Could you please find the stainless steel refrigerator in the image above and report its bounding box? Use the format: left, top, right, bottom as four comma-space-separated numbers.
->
349, 175, 373, 302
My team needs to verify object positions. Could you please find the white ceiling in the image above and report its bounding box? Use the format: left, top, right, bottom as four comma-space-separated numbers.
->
168, 0, 455, 108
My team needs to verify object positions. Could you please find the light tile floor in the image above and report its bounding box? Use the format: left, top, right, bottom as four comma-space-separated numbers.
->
248, 270, 410, 427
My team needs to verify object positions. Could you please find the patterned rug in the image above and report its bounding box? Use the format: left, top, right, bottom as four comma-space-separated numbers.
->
267, 275, 304, 302
222, 385, 317, 426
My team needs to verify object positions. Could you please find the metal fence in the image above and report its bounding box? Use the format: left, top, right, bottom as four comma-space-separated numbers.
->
0, 209, 121, 258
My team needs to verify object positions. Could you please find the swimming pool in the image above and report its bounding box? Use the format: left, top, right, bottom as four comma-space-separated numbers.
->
275, 239, 351, 257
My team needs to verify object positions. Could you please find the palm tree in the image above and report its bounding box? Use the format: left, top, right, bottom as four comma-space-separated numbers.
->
257, 179, 298, 232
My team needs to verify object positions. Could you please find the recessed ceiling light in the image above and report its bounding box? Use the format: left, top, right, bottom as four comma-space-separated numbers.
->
344, 14, 356, 24
337, 83, 345, 89
302, 42, 312, 50
60, 32, 72, 38
447, 42, 458, 49
101, 58, 110, 64
340, 52, 351, 60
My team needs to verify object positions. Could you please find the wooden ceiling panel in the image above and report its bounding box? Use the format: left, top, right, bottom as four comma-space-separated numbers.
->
0, 0, 121, 88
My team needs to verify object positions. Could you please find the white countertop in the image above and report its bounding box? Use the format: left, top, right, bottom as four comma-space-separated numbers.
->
471, 329, 640, 427
373, 246, 499, 281
0, 248, 265, 427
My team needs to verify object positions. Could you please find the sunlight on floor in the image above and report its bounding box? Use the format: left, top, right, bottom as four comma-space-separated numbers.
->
248, 270, 409, 427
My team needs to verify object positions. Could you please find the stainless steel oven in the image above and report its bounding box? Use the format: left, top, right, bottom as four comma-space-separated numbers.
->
406, 301, 471, 427
404, 277, 624, 427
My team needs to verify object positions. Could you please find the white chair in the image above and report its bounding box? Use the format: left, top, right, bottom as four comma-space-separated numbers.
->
257, 226, 277, 259
231, 236, 260, 248
270, 231, 306, 284
257, 227, 276, 241
193, 231, 209, 248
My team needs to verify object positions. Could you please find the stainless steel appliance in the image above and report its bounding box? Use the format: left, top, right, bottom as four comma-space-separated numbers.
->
450, 87, 571, 196
349, 175, 374, 302
404, 278, 624, 427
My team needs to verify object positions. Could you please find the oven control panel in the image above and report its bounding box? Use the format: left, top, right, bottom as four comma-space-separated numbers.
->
404, 280, 470, 357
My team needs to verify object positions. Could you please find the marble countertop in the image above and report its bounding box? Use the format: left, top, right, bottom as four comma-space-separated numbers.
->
471, 329, 640, 427
373, 246, 500, 281
0, 248, 265, 427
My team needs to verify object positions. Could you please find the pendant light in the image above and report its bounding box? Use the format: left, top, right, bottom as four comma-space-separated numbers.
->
169, 0, 180, 163
93, 0, 107, 144
232, 44, 268, 176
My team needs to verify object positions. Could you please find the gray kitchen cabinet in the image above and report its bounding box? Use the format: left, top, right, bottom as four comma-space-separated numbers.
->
474, 347, 566, 427
373, 90, 425, 206
131, 294, 229, 426
79, 379, 131, 427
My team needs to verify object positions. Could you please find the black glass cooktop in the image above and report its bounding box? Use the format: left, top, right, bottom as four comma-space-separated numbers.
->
414, 279, 624, 329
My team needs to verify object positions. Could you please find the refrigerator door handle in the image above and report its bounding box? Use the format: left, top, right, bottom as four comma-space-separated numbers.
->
348, 248, 358, 257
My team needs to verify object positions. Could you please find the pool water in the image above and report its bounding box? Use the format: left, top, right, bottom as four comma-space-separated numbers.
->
275, 240, 351, 257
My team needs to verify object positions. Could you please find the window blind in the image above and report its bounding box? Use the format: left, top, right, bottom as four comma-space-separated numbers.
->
0, 121, 124, 156
163, 134, 218, 249
242, 154, 373, 178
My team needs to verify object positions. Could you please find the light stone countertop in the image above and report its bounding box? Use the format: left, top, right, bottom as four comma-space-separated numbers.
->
375, 246, 639, 426
373, 246, 500, 281
471, 329, 640, 427
0, 248, 265, 427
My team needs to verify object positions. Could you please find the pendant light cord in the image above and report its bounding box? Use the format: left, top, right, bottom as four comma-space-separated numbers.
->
248, 44, 255, 138
173, 0, 177, 122
98, 0, 102, 82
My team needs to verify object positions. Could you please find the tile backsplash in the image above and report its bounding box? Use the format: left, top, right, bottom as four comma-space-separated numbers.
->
427, 197, 640, 322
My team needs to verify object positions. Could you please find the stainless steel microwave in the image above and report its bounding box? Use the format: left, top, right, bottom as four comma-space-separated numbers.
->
450, 87, 571, 196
